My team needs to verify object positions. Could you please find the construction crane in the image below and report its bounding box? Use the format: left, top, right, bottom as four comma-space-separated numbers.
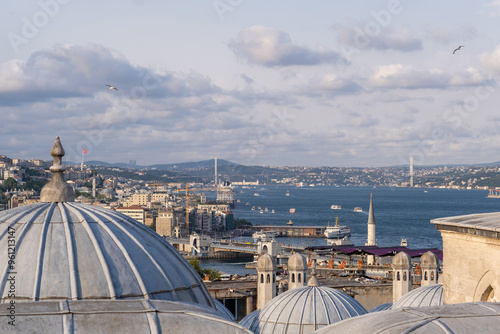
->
174, 183, 202, 234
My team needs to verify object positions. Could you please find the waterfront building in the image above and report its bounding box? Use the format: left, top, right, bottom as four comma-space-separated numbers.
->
217, 181, 236, 208
157, 207, 186, 237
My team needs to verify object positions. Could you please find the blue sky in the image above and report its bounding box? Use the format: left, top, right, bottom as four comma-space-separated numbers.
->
2, 0, 500, 167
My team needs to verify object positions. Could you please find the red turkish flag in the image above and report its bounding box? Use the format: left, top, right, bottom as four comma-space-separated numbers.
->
83, 148, 88, 154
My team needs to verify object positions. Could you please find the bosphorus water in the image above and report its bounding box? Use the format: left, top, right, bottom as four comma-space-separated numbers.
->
200, 185, 500, 275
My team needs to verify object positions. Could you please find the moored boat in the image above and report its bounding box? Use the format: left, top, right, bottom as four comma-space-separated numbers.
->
324, 217, 351, 239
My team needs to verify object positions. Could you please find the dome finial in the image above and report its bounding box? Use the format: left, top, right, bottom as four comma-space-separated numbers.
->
307, 259, 319, 287
40, 137, 75, 202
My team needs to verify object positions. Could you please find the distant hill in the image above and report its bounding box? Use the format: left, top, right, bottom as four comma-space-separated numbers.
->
149, 159, 238, 170
71, 158, 240, 170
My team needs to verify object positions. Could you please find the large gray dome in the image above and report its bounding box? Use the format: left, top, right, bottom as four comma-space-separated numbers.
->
239, 285, 367, 334
0, 201, 213, 305
314, 302, 500, 334
0, 299, 251, 334
392, 284, 443, 309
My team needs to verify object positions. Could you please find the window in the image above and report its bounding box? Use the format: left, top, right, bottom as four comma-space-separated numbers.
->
260, 274, 263, 283
397, 272, 400, 281
266, 274, 270, 283
298, 273, 302, 283
291, 274, 295, 283
430, 271, 434, 281
424, 271, 428, 280
403, 272, 407, 281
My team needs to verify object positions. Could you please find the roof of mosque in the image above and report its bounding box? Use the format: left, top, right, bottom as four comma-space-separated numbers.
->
392, 284, 443, 309
368, 302, 392, 313
0, 300, 251, 333
287, 252, 307, 271
431, 212, 500, 239
239, 285, 367, 333
314, 302, 500, 334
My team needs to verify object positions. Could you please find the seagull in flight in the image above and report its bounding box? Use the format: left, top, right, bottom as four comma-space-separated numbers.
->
453, 45, 464, 54
106, 84, 118, 91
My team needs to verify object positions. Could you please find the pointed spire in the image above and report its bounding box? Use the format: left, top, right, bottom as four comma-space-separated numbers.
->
307, 260, 319, 287
368, 192, 375, 225
40, 137, 75, 203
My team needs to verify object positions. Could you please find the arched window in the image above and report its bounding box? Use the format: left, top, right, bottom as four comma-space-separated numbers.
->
298, 273, 302, 283
430, 271, 435, 281
267, 274, 270, 283
291, 273, 295, 283
403, 272, 407, 281
397, 272, 400, 281
273, 274, 276, 283
260, 274, 264, 283
424, 271, 428, 281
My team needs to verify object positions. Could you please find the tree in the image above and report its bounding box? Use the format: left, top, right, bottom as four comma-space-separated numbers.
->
3, 177, 17, 191
188, 258, 221, 280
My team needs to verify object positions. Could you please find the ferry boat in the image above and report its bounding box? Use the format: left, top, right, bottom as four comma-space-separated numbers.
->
252, 230, 276, 241
324, 217, 351, 239
254, 193, 259, 196
354, 207, 363, 212
289, 208, 296, 213
331, 205, 341, 210
327, 236, 353, 246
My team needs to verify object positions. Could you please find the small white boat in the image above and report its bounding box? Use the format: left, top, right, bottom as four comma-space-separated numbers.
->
260, 210, 264, 214
354, 207, 362, 212
254, 193, 259, 196
251, 206, 255, 210
271, 209, 275, 213
331, 205, 341, 210
289, 208, 296, 213
265, 208, 268, 212
286, 191, 290, 196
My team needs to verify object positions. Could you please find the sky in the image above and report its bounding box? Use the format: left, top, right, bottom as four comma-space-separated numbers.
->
2, 0, 500, 167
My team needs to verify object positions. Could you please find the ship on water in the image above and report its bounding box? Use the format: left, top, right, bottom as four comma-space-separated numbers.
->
324, 217, 351, 239
331, 205, 341, 209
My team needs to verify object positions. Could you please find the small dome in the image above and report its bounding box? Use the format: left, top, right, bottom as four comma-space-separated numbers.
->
368, 302, 393, 313
0, 202, 213, 306
314, 302, 500, 334
239, 285, 367, 333
392, 284, 443, 309
420, 251, 439, 268
0, 300, 252, 333
392, 251, 411, 268
257, 253, 276, 271
288, 252, 307, 271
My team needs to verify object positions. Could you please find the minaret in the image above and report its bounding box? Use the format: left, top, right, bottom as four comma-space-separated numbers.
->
257, 253, 276, 309
40, 137, 75, 203
420, 251, 439, 286
92, 176, 96, 198
287, 252, 308, 290
365, 193, 377, 246
392, 251, 412, 303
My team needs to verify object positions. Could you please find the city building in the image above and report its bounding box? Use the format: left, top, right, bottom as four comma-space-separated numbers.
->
115, 205, 146, 224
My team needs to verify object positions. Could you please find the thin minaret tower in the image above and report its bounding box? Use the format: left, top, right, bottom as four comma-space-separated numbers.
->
410, 156, 414, 187
365, 193, 377, 264
366, 193, 377, 246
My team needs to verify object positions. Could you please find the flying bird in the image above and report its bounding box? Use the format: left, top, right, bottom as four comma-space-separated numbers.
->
106, 84, 118, 91
453, 45, 464, 54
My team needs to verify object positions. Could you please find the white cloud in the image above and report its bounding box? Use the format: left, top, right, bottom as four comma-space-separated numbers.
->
230, 26, 344, 67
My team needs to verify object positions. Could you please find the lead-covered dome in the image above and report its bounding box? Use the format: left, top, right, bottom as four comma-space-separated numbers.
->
0, 137, 213, 307
392, 284, 443, 309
